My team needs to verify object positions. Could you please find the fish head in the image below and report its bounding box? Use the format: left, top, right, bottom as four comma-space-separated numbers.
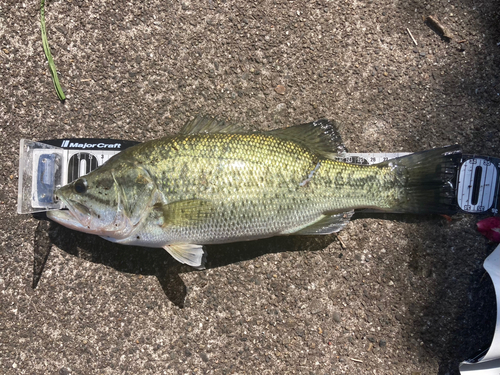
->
47, 166, 143, 238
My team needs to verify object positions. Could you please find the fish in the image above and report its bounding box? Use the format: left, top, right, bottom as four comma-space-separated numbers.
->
47, 117, 462, 268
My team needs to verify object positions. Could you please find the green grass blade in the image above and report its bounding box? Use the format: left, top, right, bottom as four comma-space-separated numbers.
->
40, 0, 66, 101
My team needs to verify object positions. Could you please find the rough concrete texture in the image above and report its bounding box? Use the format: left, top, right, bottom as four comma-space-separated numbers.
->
1, 0, 500, 374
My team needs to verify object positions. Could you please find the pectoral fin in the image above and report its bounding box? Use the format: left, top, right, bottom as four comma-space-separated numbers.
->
154, 199, 214, 227
164, 243, 206, 269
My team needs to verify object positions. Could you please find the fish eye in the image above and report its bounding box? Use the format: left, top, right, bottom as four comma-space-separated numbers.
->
74, 179, 88, 194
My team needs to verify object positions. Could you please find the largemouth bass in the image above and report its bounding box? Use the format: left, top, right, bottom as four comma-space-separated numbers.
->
47, 117, 461, 268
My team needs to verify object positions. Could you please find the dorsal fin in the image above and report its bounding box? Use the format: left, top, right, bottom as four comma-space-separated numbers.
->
268, 119, 347, 158
181, 117, 346, 158
180, 116, 246, 135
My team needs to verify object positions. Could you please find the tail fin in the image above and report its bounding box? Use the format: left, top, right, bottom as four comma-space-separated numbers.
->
380, 145, 462, 214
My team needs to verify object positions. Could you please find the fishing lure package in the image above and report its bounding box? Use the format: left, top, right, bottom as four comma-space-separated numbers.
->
17, 138, 138, 214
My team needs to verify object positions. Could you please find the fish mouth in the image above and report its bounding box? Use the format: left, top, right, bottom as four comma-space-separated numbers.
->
48, 187, 134, 238
66, 201, 92, 227
47, 192, 94, 232
47, 208, 97, 234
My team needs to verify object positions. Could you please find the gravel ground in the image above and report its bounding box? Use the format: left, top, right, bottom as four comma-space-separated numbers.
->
1, 0, 499, 374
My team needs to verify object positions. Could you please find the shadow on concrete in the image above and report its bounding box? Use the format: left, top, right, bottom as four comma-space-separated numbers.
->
39, 219, 339, 308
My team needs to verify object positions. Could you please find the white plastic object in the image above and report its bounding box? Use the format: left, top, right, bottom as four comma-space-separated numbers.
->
460, 243, 500, 374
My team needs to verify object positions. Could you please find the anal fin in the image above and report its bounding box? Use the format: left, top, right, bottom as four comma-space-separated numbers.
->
164, 243, 206, 269
293, 211, 354, 235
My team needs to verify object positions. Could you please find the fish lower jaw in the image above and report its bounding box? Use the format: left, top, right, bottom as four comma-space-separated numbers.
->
47, 209, 95, 233
47, 209, 125, 237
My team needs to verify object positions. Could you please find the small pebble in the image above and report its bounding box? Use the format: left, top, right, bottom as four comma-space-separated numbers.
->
332, 311, 341, 323
275, 85, 286, 95
199, 352, 209, 362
